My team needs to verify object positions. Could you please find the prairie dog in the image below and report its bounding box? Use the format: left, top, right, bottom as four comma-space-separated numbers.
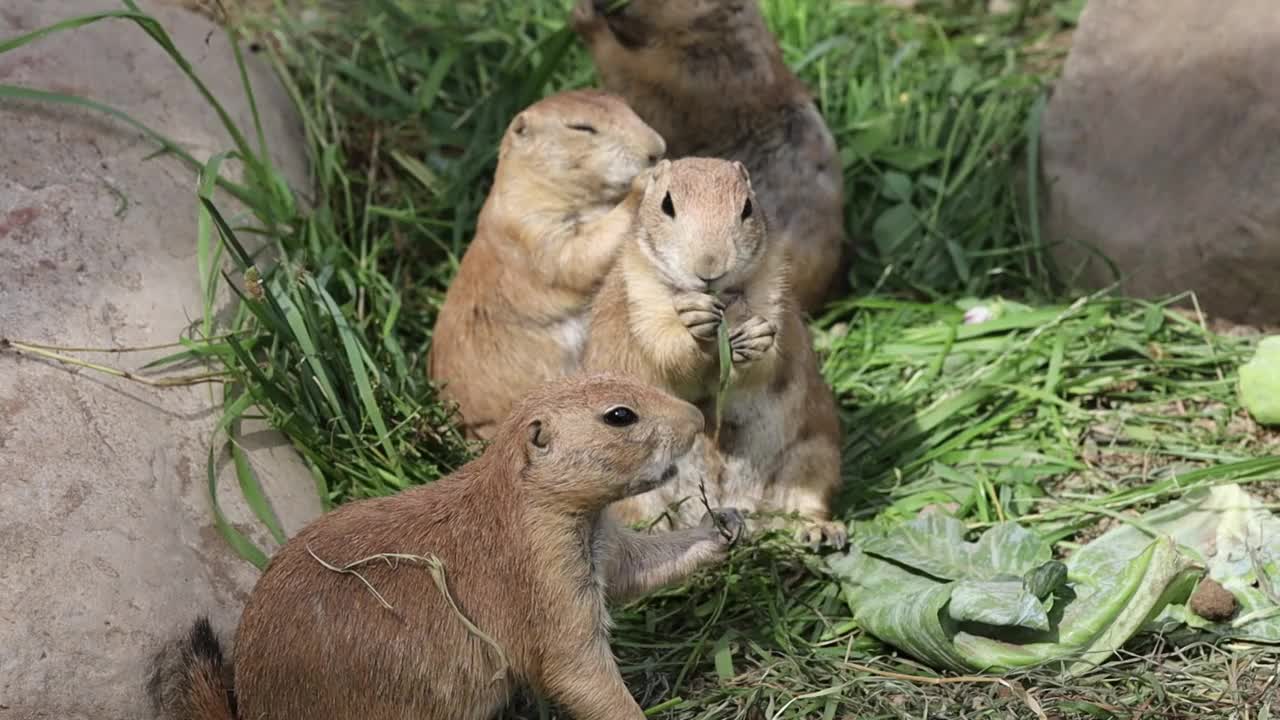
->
583, 157, 845, 548
429, 89, 667, 440
148, 373, 745, 720
571, 0, 847, 314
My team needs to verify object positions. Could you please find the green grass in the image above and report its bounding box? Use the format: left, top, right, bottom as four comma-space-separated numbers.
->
2, 0, 1278, 717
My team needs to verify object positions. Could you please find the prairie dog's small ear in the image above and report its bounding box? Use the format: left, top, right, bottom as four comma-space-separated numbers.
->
640, 160, 668, 201
510, 112, 530, 138
525, 419, 551, 457
731, 160, 752, 188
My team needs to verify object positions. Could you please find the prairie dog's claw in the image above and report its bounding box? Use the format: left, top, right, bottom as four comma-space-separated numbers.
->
675, 292, 725, 342
701, 507, 746, 546
795, 520, 847, 551
729, 315, 776, 363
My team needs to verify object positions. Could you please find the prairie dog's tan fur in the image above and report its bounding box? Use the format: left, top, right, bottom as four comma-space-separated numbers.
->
429, 90, 666, 440
583, 158, 845, 548
572, 0, 847, 313
148, 374, 745, 720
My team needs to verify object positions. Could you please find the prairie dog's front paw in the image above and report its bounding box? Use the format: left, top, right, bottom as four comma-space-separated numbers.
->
627, 166, 655, 198
700, 507, 746, 547
729, 315, 776, 363
674, 292, 725, 342
795, 520, 848, 551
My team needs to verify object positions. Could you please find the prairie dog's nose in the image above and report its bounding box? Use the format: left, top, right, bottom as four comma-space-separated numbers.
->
694, 256, 727, 284
647, 135, 667, 166
687, 404, 706, 435
672, 401, 705, 440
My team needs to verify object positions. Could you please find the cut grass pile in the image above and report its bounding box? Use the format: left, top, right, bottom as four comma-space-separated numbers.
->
2, 0, 1278, 717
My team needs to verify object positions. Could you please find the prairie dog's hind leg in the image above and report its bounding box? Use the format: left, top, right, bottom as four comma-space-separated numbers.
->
735, 437, 846, 550
741, 510, 847, 551
543, 641, 648, 720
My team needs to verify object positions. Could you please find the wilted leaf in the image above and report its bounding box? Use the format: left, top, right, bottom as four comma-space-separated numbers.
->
828, 545, 975, 672
950, 579, 1051, 631
1024, 561, 1069, 600
858, 513, 1051, 581
829, 518, 1199, 676
1075, 484, 1280, 642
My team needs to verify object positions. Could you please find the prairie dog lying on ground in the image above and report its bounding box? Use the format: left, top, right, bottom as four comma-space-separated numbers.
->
572, 0, 848, 314
429, 89, 667, 440
583, 158, 845, 549
148, 373, 744, 720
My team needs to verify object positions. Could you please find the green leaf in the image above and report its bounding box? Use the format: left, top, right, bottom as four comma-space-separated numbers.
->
0, 10, 145, 53
1141, 303, 1164, 336
949, 65, 980, 96
1239, 335, 1280, 425
390, 149, 441, 193
206, 445, 268, 570
712, 632, 736, 681
712, 308, 732, 441
0, 85, 256, 205
878, 146, 945, 172
196, 153, 229, 339
1053, 0, 1087, 25
843, 116, 894, 159
881, 171, 914, 202
871, 202, 919, 257
309, 277, 402, 472
225, 385, 288, 546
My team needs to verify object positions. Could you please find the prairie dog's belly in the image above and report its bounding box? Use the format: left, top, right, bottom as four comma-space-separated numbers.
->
719, 390, 788, 506
616, 391, 789, 530
550, 312, 590, 373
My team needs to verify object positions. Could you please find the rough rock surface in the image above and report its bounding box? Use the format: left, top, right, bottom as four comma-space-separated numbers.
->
0, 1, 319, 717
1041, 0, 1280, 325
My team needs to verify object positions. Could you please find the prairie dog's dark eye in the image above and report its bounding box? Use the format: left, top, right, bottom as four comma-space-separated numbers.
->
741, 197, 753, 220
602, 406, 639, 427
661, 192, 675, 218
567, 123, 598, 134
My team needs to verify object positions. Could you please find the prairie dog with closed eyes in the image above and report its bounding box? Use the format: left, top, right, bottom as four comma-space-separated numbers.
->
429, 89, 666, 441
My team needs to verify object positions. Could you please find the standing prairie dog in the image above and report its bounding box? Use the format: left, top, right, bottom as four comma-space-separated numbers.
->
429, 89, 667, 441
571, 0, 847, 314
583, 158, 846, 549
148, 373, 745, 720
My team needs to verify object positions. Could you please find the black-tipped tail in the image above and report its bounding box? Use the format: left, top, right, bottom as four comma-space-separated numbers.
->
146, 616, 236, 720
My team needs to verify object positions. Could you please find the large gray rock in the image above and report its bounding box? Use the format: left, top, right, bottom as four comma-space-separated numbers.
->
1041, 0, 1280, 325
0, 1, 320, 717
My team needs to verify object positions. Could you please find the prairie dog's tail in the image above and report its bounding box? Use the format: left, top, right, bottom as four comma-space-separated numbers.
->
146, 616, 237, 720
